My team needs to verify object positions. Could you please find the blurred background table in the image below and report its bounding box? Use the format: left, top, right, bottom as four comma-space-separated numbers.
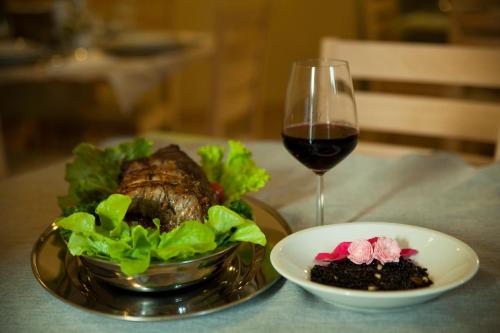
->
0, 135, 499, 332
0, 30, 213, 177
0, 31, 213, 113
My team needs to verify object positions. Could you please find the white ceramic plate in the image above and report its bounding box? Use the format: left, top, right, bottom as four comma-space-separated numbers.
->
270, 222, 479, 312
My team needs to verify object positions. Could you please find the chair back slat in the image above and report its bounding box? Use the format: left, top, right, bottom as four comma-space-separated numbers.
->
321, 38, 500, 87
356, 91, 500, 142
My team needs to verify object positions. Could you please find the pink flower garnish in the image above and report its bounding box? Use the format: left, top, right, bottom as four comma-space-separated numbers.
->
400, 248, 418, 257
373, 237, 401, 264
347, 239, 374, 265
314, 236, 418, 265
315, 241, 350, 261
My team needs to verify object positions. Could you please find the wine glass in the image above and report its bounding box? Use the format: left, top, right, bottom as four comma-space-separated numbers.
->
282, 59, 358, 227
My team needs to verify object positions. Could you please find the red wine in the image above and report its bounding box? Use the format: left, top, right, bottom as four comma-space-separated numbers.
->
282, 123, 358, 174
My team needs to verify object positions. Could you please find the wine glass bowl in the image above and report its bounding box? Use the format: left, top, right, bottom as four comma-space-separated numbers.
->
282, 123, 358, 175
282, 58, 358, 226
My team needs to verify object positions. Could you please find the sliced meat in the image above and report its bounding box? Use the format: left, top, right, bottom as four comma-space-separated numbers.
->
115, 145, 215, 232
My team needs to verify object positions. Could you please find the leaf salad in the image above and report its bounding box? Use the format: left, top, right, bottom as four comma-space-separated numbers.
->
55, 139, 270, 275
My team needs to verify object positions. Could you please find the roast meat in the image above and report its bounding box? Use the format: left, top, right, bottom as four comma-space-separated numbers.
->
115, 145, 216, 232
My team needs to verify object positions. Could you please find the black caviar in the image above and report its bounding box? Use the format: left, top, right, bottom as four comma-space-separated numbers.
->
310, 258, 432, 291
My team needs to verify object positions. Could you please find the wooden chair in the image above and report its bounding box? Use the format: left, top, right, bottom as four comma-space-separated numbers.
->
320, 38, 500, 164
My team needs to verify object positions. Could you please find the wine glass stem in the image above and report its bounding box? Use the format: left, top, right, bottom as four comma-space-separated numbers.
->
316, 174, 324, 226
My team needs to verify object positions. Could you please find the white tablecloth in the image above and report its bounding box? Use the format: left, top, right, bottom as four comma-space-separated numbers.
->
0, 137, 499, 332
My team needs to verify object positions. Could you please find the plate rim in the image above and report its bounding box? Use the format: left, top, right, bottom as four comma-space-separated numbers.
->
31, 196, 291, 320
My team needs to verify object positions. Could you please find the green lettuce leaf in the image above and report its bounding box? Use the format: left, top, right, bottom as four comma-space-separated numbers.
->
56, 212, 96, 234
64, 225, 131, 258
228, 220, 267, 246
198, 145, 224, 182
221, 141, 270, 203
56, 195, 267, 276
95, 193, 131, 231
120, 225, 153, 276
207, 205, 267, 247
66, 233, 97, 256
206, 205, 245, 234
154, 221, 217, 261
198, 140, 270, 204
58, 138, 153, 216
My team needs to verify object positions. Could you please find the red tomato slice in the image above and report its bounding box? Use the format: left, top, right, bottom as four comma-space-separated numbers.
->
211, 182, 224, 203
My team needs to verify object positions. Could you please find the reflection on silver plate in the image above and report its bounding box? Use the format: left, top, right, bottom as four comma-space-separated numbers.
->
31, 197, 291, 321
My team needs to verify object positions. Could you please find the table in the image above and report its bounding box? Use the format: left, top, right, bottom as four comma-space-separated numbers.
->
0, 31, 213, 113
1, 136, 499, 332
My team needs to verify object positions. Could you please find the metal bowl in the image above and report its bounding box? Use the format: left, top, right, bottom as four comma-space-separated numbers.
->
79, 242, 240, 292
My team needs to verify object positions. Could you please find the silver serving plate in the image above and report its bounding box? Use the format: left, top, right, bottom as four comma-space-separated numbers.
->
80, 243, 239, 292
31, 197, 291, 320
